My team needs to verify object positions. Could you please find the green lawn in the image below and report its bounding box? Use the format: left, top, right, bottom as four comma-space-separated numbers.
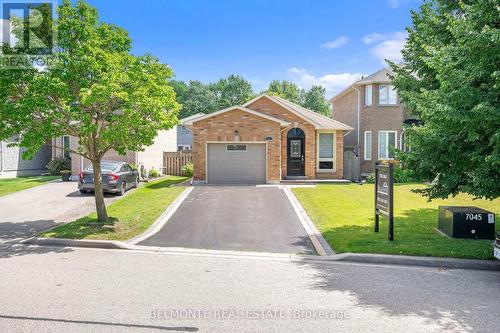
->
0, 176, 59, 197
293, 184, 500, 259
41, 176, 188, 241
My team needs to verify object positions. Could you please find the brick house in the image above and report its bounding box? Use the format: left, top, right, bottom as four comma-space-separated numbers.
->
183, 94, 352, 184
330, 67, 418, 177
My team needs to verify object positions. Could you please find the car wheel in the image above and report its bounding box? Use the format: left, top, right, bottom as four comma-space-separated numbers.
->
79, 190, 87, 194
133, 176, 139, 188
117, 182, 126, 196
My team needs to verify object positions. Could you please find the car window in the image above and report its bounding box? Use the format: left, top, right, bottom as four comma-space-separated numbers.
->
86, 162, 119, 172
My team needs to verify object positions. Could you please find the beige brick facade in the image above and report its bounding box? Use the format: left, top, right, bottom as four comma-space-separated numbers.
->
192, 97, 345, 183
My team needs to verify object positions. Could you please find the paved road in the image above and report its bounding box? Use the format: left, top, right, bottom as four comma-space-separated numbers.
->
0, 246, 499, 332
0, 181, 122, 242
139, 186, 316, 254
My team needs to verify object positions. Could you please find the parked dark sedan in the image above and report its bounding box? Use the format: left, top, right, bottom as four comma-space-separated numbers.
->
78, 161, 139, 196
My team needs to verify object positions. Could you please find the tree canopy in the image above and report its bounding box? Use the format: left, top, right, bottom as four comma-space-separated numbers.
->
0, 0, 179, 220
302, 85, 331, 117
391, 0, 499, 200
265, 80, 303, 104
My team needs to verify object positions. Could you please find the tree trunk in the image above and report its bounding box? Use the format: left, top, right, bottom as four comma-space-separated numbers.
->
91, 159, 108, 222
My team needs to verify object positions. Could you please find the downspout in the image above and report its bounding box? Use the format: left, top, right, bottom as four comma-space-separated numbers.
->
352, 85, 361, 155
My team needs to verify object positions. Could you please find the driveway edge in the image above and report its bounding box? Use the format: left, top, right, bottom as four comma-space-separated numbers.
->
126, 186, 194, 245
282, 187, 335, 256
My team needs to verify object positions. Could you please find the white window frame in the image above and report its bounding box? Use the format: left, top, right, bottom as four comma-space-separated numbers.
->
379, 84, 397, 105
364, 131, 372, 160
63, 135, 71, 159
316, 131, 336, 172
378, 130, 397, 160
364, 85, 372, 106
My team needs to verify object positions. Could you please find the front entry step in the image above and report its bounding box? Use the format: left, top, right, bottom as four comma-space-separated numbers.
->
285, 176, 308, 180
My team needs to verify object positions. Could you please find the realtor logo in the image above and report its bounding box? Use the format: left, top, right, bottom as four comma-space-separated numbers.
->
1, 0, 56, 68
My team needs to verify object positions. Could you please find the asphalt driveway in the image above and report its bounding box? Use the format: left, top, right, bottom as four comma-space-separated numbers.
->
138, 186, 316, 254
0, 180, 122, 241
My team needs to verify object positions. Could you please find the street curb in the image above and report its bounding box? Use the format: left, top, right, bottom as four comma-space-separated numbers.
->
282, 187, 335, 256
24, 237, 128, 250
21, 239, 500, 271
326, 253, 500, 271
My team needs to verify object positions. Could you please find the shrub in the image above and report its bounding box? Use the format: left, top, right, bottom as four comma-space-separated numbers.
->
366, 166, 423, 184
181, 163, 193, 177
148, 168, 160, 178
394, 166, 423, 183
365, 174, 375, 184
47, 158, 71, 176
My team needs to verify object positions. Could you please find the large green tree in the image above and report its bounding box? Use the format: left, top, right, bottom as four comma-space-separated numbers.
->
302, 85, 330, 116
0, 0, 179, 221
265, 80, 303, 104
209, 74, 255, 110
171, 80, 218, 119
391, 0, 499, 199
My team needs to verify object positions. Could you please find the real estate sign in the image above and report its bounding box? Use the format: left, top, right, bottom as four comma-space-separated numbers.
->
374, 162, 394, 241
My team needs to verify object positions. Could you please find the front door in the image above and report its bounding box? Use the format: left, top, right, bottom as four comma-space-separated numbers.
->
287, 137, 304, 176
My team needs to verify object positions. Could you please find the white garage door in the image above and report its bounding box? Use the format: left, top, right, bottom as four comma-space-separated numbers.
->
207, 143, 266, 184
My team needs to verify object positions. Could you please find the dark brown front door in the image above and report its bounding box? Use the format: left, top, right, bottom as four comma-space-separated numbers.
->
287, 128, 305, 176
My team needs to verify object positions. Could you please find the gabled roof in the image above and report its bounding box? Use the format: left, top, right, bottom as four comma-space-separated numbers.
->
329, 67, 395, 103
243, 94, 353, 131
182, 106, 290, 126
180, 113, 205, 123
355, 67, 393, 85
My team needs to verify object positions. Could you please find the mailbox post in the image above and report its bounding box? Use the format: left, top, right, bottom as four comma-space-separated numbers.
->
374, 162, 394, 241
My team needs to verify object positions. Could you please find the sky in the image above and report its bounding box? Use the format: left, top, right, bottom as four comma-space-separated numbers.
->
2, 0, 423, 98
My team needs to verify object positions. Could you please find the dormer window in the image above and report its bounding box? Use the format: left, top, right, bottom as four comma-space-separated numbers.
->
379, 85, 397, 105
364, 85, 372, 106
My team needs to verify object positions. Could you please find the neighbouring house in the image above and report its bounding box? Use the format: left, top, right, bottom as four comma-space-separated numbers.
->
176, 113, 205, 151
52, 127, 178, 177
52, 114, 203, 176
0, 135, 51, 178
182, 94, 352, 185
330, 67, 418, 178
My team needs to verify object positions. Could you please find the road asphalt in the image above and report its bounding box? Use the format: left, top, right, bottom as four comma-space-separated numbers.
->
0, 245, 499, 333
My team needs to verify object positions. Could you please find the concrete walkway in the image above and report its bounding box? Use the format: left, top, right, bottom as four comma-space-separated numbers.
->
0, 180, 122, 241
138, 186, 316, 254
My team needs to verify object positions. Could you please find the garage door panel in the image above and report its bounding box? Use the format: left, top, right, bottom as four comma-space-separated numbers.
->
207, 143, 266, 184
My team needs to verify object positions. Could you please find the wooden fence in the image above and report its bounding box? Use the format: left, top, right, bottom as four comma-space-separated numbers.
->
163, 150, 192, 176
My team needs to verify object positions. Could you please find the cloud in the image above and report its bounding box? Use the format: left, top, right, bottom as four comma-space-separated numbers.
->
363, 31, 407, 64
286, 67, 364, 98
321, 36, 349, 49
387, 0, 413, 8
362, 33, 387, 45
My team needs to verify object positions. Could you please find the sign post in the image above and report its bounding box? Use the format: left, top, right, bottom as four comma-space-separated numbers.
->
374, 162, 394, 241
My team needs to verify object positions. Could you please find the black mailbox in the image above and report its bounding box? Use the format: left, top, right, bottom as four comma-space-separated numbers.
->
438, 206, 495, 239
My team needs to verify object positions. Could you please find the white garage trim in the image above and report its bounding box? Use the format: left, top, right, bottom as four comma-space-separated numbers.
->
206, 141, 268, 184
